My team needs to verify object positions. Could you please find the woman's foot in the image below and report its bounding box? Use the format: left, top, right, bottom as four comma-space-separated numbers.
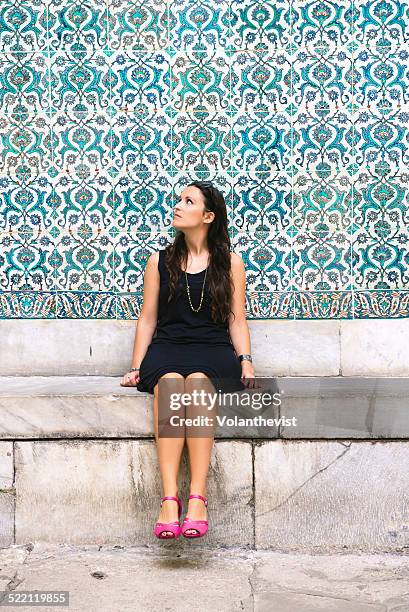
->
157, 497, 180, 537
184, 495, 207, 535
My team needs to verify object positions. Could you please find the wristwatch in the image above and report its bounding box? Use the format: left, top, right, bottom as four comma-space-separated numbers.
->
238, 354, 252, 363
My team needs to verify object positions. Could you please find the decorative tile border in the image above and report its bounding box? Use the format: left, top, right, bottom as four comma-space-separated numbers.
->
1, 290, 409, 319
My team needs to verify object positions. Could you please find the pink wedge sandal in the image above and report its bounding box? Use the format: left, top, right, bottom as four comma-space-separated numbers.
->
181, 494, 208, 538
154, 496, 183, 539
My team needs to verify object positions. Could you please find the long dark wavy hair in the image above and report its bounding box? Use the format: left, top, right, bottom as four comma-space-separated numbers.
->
164, 181, 235, 324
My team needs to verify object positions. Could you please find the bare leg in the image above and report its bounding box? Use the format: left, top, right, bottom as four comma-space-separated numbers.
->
154, 372, 186, 534
184, 372, 217, 534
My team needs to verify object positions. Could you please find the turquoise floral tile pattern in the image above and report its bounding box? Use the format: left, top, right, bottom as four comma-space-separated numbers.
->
0, 0, 408, 319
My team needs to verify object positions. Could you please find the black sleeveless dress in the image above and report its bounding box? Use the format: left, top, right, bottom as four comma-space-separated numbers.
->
136, 248, 246, 395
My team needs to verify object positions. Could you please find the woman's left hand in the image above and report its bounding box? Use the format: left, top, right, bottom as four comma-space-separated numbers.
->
241, 360, 257, 388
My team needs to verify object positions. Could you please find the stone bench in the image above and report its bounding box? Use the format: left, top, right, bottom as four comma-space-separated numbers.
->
0, 375, 408, 552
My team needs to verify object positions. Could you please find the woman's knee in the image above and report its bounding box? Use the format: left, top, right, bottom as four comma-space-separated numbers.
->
154, 372, 185, 396
185, 371, 210, 381
184, 372, 215, 396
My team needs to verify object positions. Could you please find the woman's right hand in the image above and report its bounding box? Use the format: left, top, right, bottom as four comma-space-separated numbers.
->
120, 370, 140, 387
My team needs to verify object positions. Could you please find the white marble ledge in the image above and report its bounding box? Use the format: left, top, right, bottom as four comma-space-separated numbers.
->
0, 376, 142, 396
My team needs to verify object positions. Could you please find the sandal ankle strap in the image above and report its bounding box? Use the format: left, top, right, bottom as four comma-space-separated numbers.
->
161, 496, 182, 511
188, 494, 208, 506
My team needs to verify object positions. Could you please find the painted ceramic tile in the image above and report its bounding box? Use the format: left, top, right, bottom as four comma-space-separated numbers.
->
109, 0, 169, 51
229, 0, 290, 51
51, 228, 116, 293
0, 228, 55, 291
0, 175, 55, 234
47, 1, 109, 52
109, 172, 173, 231
292, 229, 353, 292
0, 1, 48, 52
0, 112, 54, 177
231, 172, 293, 236
49, 49, 112, 114
0, 52, 51, 115
169, 0, 230, 51
231, 230, 292, 292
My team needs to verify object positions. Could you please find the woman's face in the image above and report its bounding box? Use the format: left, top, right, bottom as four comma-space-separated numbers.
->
172, 186, 213, 229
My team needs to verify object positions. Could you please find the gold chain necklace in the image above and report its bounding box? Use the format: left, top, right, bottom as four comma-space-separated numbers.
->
184, 266, 208, 313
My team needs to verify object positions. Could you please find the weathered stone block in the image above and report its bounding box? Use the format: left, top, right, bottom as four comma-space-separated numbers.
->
255, 440, 409, 552
15, 440, 253, 547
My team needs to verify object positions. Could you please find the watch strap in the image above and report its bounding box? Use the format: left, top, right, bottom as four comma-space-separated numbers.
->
238, 354, 252, 363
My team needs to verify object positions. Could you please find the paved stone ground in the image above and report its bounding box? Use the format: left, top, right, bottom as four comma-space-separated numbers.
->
0, 544, 407, 612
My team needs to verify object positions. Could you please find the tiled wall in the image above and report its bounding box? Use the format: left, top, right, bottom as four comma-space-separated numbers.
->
0, 1, 408, 320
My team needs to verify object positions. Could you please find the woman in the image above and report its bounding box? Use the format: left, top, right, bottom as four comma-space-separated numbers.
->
120, 180, 255, 540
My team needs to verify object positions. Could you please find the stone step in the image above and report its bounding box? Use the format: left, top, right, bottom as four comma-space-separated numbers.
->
0, 376, 407, 551
0, 437, 406, 551
0, 376, 408, 439
2, 319, 409, 378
